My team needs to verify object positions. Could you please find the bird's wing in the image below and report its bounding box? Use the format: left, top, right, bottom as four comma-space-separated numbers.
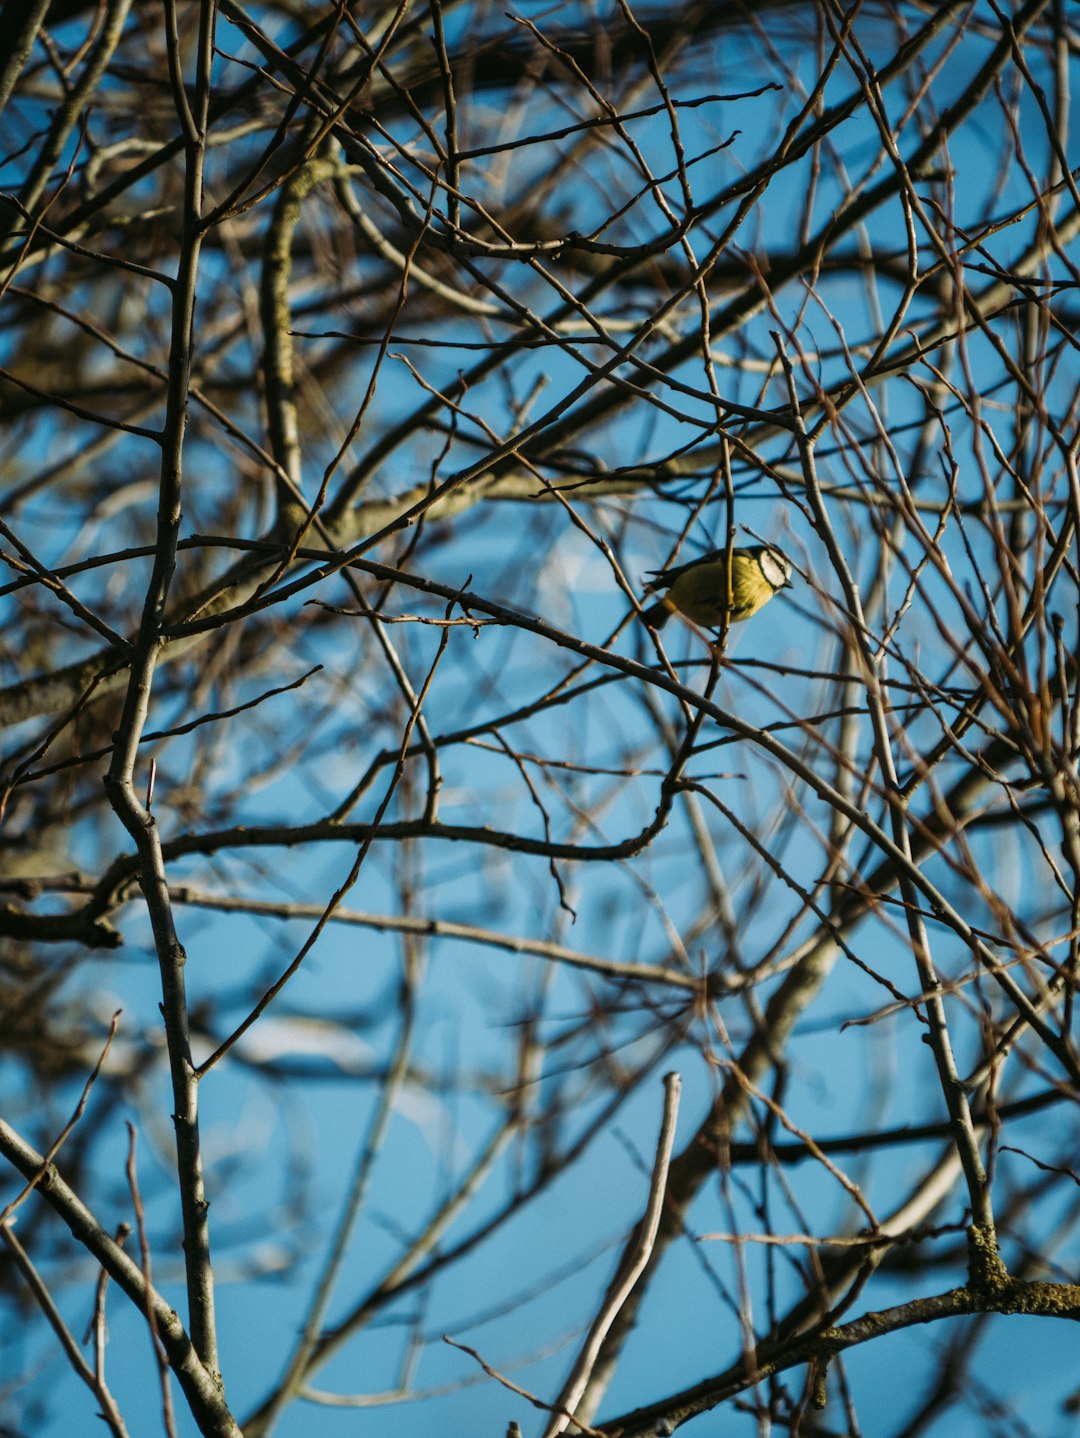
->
644, 548, 725, 590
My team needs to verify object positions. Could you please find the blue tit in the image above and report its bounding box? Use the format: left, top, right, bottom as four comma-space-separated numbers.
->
642, 544, 793, 630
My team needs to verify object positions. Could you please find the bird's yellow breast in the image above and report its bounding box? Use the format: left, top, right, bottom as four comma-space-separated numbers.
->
665, 556, 777, 626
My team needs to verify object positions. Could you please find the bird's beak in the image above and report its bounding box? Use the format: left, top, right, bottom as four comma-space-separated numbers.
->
783, 575, 794, 590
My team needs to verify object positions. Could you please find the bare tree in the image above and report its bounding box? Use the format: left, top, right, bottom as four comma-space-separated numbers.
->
2, 2, 1079, 1436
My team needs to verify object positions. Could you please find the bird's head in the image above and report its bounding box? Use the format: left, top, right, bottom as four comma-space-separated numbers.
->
755, 546, 794, 591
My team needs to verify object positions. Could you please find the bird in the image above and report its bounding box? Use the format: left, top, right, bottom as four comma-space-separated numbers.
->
641, 543, 793, 630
